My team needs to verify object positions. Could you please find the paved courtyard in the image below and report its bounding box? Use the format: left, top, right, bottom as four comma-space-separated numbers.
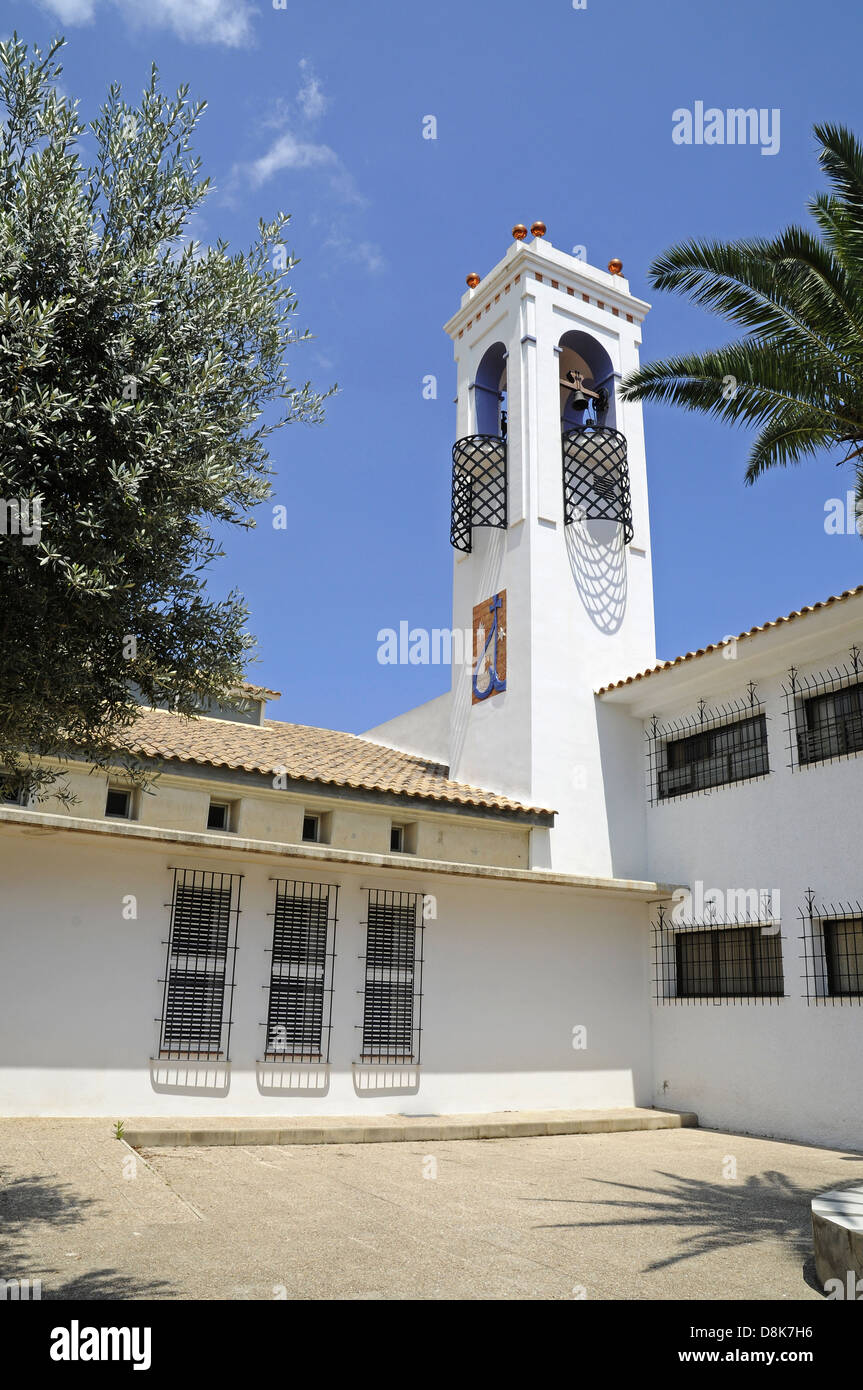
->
1, 1119, 859, 1300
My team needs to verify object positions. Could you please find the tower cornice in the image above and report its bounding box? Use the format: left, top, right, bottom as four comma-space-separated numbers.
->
443, 237, 651, 342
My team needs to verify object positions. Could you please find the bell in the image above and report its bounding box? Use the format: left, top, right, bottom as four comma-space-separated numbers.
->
568, 388, 590, 413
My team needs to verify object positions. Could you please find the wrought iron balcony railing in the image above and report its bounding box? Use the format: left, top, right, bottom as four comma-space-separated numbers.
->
562, 425, 633, 544
450, 434, 507, 553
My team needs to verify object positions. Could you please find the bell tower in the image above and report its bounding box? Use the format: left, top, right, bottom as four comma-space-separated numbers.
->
444, 224, 657, 877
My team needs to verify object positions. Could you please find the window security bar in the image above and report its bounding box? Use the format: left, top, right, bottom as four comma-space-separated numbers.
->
261, 879, 339, 1062
357, 889, 425, 1064
647, 690, 769, 805
156, 868, 243, 1060
800, 889, 863, 1004
784, 648, 863, 771
652, 904, 784, 1005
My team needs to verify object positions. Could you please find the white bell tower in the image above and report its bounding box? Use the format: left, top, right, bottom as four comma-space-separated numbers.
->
444, 224, 657, 877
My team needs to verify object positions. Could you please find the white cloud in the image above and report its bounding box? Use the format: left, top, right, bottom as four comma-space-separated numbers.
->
38, 0, 96, 20
36, 0, 257, 46
247, 132, 339, 188
323, 234, 385, 275
297, 60, 327, 122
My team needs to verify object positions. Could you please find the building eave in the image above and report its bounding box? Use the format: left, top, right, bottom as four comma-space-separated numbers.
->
0, 806, 676, 901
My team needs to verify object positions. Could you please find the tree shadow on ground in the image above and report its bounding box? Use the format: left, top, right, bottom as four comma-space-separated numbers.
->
525, 1168, 858, 1278
0, 1171, 174, 1300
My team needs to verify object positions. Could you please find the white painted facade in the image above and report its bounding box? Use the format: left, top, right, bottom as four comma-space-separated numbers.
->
0, 820, 654, 1117
2, 230, 862, 1149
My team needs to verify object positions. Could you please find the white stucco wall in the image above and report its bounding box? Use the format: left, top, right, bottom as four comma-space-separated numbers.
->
364, 690, 452, 764
639, 637, 863, 1152
0, 825, 653, 1118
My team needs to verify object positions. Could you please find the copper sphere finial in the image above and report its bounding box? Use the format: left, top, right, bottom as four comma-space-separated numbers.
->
512, 223, 528, 241
530, 221, 547, 239
466, 272, 480, 289
608, 258, 624, 276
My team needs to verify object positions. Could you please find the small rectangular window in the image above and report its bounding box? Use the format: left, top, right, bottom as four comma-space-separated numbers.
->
675, 925, 784, 999
799, 681, 863, 765
824, 917, 863, 997
207, 801, 230, 831
302, 814, 320, 843
390, 824, 405, 853
1, 779, 27, 806
659, 712, 769, 799
105, 787, 132, 819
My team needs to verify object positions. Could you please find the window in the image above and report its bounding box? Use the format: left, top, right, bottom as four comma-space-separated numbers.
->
263, 880, 338, 1062
157, 869, 242, 1059
1, 779, 28, 806
207, 801, 231, 832
360, 890, 425, 1063
659, 712, 768, 799
675, 925, 784, 999
390, 824, 405, 853
105, 786, 132, 818
798, 681, 863, 765
824, 917, 863, 997
302, 814, 319, 843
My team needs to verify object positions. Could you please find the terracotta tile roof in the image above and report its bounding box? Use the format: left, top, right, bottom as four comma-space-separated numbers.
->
237, 680, 282, 700
118, 707, 552, 819
597, 585, 863, 695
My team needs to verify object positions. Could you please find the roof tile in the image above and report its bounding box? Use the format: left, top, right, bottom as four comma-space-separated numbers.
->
117, 707, 552, 819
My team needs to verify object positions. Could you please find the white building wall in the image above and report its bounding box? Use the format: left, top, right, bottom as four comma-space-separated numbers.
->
0, 827, 653, 1118
642, 651, 863, 1152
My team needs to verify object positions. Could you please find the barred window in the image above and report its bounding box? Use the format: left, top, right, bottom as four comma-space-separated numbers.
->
653, 906, 784, 1004
360, 889, 424, 1063
263, 880, 338, 1063
157, 869, 242, 1059
659, 712, 768, 800
799, 681, 863, 765
824, 917, 863, 997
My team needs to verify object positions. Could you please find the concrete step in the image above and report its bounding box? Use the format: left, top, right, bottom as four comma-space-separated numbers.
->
124, 1106, 697, 1150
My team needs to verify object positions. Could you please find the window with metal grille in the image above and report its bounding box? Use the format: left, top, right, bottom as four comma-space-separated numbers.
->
824, 917, 863, 996
652, 904, 784, 1004
359, 889, 424, 1063
156, 869, 242, 1059
676, 926, 784, 999
799, 681, 863, 765
800, 892, 863, 1003
263, 880, 338, 1062
783, 648, 863, 772
656, 710, 769, 800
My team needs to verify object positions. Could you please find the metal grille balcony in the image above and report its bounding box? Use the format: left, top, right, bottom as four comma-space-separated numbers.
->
450, 434, 507, 553
562, 425, 633, 544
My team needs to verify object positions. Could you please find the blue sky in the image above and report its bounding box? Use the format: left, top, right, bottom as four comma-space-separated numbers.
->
11, 0, 863, 730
